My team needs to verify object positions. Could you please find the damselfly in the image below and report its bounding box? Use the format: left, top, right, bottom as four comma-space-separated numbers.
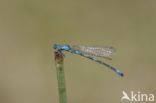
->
53, 44, 124, 76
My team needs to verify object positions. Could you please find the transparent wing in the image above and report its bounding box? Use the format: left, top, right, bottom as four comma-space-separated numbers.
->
71, 45, 115, 60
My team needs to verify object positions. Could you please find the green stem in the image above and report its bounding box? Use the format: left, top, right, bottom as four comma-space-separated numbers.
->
55, 51, 67, 103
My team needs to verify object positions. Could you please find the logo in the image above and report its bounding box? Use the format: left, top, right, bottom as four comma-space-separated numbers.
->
121, 91, 155, 102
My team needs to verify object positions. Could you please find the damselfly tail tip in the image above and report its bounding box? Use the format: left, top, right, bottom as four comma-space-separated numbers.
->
115, 69, 124, 77
119, 72, 124, 77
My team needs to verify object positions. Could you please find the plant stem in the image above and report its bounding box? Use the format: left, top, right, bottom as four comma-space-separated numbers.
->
55, 50, 67, 103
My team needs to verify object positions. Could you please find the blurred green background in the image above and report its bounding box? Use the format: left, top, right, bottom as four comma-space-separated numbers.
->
0, 0, 156, 103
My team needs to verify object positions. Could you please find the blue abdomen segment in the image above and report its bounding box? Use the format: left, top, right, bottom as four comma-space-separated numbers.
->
68, 48, 124, 76
85, 55, 124, 77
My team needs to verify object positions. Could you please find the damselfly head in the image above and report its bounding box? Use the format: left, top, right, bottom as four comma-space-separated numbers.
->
53, 44, 71, 51
53, 44, 59, 49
